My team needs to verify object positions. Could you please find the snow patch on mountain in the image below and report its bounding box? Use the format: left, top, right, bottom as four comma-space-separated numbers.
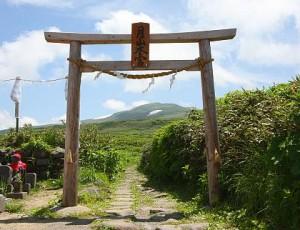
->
148, 110, 162, 116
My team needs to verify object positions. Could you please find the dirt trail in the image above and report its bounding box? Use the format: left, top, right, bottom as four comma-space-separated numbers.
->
100, 167, 209, 230
0, 167, 208, 230
0, 188, 93, 230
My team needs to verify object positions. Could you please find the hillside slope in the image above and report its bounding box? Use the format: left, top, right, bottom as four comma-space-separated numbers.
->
83, 103, 191, 124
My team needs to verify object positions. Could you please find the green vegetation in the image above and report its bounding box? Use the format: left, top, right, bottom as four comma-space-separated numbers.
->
29, 198, 60, 218
141, 78, 300, 229
83, 102, 190, 123
5, 200, 24, 213
1, 81, 299, 229
131, 181, 154, 211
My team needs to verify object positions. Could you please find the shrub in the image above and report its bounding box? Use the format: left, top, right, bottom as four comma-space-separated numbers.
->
40, 128, 64, 147
80, 148, 123, 180
141, 77, 300, 228
21, 138, 51, 157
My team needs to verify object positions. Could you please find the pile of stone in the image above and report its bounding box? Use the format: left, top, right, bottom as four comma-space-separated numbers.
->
0, 165, 36, 199
23, 147, 64, 179
0, 147, 64, 180
49, 147, 64, 178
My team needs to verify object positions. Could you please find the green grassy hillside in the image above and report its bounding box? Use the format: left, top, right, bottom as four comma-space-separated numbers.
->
83, 103, 191, 123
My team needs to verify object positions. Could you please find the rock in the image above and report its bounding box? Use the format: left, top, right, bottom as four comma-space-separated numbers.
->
105, 209, 135, 218
0, 165, 12, 184
36, 158, 50, 166
56, 205, 91, 217
12, 181, 22, 193
25, 173, 37, 188
23, 183, 31, 193
50, 147, 65, 159
33, 151, 49, 159
179, 223, 209, 230
150, 212, 183, 222
149, 208, 173, 214
0, 194, 9, 212
156, 225, 178, 230
6, 192, 27, 199
101, 219, 140, 230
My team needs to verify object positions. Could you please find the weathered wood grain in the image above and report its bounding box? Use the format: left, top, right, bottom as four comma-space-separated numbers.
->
44, 28, 236, 44
81, 60, 200, 72
63, 41, 81, 207
199, 40, 221, 206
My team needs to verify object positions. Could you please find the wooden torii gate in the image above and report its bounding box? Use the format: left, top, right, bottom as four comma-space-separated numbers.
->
44, 27, 236, 207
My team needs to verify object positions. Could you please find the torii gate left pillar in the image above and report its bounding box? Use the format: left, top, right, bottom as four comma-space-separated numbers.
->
63, 41, 82, 206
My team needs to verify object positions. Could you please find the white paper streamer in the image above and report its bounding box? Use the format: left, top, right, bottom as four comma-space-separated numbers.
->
114, 72, 125, 79
65, 79, 68, 101
142, 78, 155, 94
94, 71, 102, 80
169, 73, 176, 89
10, 77, 22, 103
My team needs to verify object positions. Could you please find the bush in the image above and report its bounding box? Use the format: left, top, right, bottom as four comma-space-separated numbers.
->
40, 128, 64, 147
80, 148, 123, 180
21, 139, 51, 157
141, 77, 300, 228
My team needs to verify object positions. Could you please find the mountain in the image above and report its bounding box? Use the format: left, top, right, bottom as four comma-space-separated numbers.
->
83, 103, 192, 124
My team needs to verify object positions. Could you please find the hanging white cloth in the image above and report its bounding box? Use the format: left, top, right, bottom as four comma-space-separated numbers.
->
10, 77, 22, 103
65, 78, 68, 101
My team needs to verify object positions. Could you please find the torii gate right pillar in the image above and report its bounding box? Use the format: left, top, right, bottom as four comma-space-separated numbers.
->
199, 39, 221, 205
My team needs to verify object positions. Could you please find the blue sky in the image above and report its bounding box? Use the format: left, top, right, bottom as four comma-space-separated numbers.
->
0, 0, 299, 129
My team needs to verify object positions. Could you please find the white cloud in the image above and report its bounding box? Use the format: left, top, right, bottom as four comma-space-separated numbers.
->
95, 10, 167, 34
239, 39, 300, 66
21, 116, 39, 126
0, 27, 67, 81
131, 100, 149, 107
50, 114, 66, 124
186, 0, 300, 66
0, 110, 38, 130
102, 99, 150, 112
103, 99, 127, 111
6, 0, 73, 8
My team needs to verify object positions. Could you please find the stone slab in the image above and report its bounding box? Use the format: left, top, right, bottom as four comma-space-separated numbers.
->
101, 219, 140, 230
6, 192, 27, 199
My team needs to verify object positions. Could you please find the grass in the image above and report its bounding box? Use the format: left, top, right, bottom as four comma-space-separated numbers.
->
131, 181, 154, 212
5, 200, 24, 213
78, 167, 126, 216
28, 197, 60, 218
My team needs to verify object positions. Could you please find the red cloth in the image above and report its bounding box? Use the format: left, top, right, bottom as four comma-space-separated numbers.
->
9, 161, 27, 172
12, 153, 21, 160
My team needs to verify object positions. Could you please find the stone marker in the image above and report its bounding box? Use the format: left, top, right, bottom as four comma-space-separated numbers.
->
25, 173, 37, 188
0, 165, 12, 184
23, 183, 31, 193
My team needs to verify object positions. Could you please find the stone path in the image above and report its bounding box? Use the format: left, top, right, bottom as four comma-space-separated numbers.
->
99, 167, 209, 230
0, 167, 209, 230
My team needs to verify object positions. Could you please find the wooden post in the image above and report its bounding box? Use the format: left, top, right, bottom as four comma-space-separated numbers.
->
63, 41, 82, 207
199, 39, 221, 206
15, 102, 19, 133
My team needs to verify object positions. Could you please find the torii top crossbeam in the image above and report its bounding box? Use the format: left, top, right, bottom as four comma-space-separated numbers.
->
45, 28, 236, 44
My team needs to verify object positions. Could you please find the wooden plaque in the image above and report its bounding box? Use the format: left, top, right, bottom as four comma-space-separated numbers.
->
131, 22, 150, 68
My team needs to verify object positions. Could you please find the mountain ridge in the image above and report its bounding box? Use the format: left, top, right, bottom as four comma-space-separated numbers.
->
82, 102, 192, 124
